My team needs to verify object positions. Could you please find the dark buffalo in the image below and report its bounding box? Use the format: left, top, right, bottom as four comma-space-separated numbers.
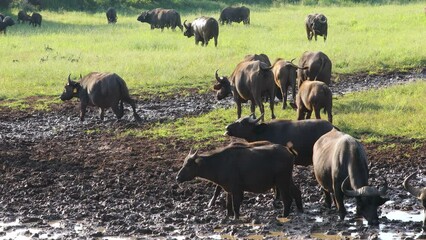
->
297, 51, 332, 86
214, 60, 275, 121
244, 53, 283, 101
60, 72, 142, 122
295, 80, 333, 123
0, 16, 15, 35
183, 17, 219, 47
225, 115, 336, 166
176, 142, 303, 219
305, 13, 328, 41
18, 10, 31, 24
403, 172, 426, 230
106, 7, 117, 24
219, 6, 250, 25
272, 58, 305, 109
313, 129, 388, 225
137, 8, 183, 31
30, 12, 42, 27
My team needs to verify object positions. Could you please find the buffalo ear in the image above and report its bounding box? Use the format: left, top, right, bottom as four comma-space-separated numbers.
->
213, 83, 222, 90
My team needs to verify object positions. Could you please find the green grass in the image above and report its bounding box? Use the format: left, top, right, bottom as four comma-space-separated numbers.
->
131, 81, 426, 145
0, 3, 425, 101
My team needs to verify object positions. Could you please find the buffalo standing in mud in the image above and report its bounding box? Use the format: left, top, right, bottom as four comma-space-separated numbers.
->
60, 72, 142, 122
403, 172, 426, 230
305, 13, 328, 42
214, 60, 275, 121
272, 58, 305, 109
106, 7, 117, 24
295, 80, 333, 123
137, 8, 183, 31
17, 10, 31, 24
313, 129, 388, 225
176, 142, 303, 219
0, 16, 15, 34
30, 12, 42, 27
183, 17, 219, 47
298, 51, 332, 86
244, 53, 283, 101
219, 6, 250, 25
225, 115, 336, 166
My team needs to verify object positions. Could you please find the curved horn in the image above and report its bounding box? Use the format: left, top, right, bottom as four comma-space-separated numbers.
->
319, 15, 327, 23
290, 58, 296, 63
341, 176, 360, 197
183, 20, 188, 28
68, 74, 72, 83
403, 172, 422, 198
215, 69, 221, 82
248, 113, 264, 124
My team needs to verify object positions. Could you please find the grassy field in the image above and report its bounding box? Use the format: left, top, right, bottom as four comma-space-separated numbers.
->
0, 3, 425, 101
135, 80, 426, 145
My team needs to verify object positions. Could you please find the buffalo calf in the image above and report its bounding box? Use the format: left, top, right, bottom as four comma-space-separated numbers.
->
60, 72, 142, 122
106, 7, 117, 24
30, 12, 42, 27
176, 143, 303, 219
295, 80, 332, 123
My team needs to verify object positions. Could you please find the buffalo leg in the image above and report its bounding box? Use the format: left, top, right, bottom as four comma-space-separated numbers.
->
99, 108, 105, 120
250, 101, 256, 119
123, 97, 142, 122
111, 104, 123, 120
327, 105, 333, 123
236, 102, 242, 119
306, 110, 312, 119
291, 184, 303, 213
269, 93, 276, 119
333, 183, 347, 220
281, 86, 287, 109
214, 36, 218, 47
314, 107, 321, 120
226, 193, 233, 217
208, 185, 222, 208
297, 108, 306, 120
278, 185, 293, 217
231, 191, 244, 220
322, 188, 332, 208
314, 34, 318, 41
79, 103, 87, 121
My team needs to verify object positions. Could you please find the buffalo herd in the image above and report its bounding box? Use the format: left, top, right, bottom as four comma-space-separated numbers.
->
1, 4, 424, 231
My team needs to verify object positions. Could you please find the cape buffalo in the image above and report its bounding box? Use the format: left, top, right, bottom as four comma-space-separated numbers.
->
137, 8, 183, 31
225, 115, 336, 166
60, 72, 142, 122
0, 16, 15, 35
30, 12, 42, 27
295, 80, 333, 123
244, 54, 283, 101
313, 129, 388, 225
305, 13, 328, 42
183, 17, 219, 47
176, 143, 303, 219
297, 51, 332, 86
403, 172, 426, 230
272, 58, 306, 109
214, 60, 275, 121
106, 7, 117, 24
219, 6, 250, 25
17, 10, 31, 24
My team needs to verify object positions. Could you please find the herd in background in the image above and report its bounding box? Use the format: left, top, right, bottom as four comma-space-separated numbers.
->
0, 3, 424, 231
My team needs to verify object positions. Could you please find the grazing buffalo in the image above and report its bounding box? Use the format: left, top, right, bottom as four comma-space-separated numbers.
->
214, 60, 275, 121
176, 143, 303, 219
297, 51, 332, 86
219, 6, 250, 25
305, 13, 328, 42
183, 17, 219, 47
272, 58, 305, 109
137, 8, 183, 31
225, 115, 336, 166
106, 7, 117, 24
60, 72, 142, 122
403, 172, 426, 230
313, 129, 388, 225
0, 16, 15, 35
295, 80, 333, 123
17, 10, 31, 24
30, 12, 42, 27
244, 54, 283, 101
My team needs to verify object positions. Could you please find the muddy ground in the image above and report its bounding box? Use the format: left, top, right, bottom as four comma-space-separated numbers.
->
0, 70, 425, 239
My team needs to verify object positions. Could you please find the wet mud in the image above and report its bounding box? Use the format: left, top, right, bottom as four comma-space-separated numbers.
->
0, 70, 425, 239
